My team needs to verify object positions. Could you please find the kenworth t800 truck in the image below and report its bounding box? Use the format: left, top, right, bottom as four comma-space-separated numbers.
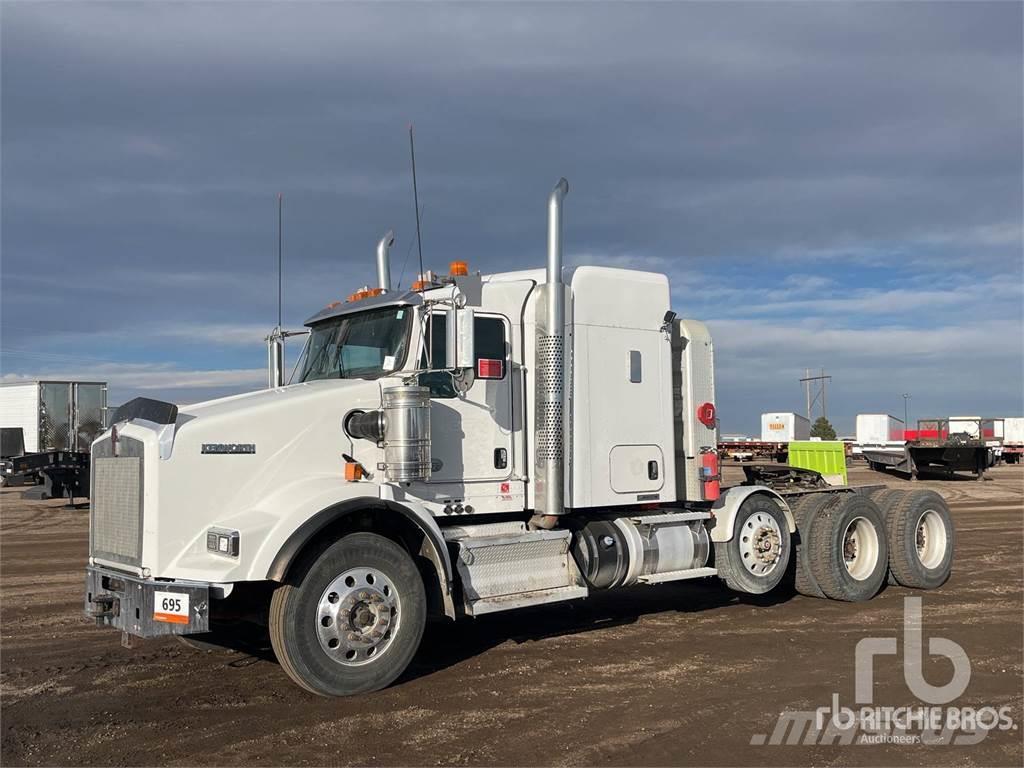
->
84, 178, 955, 696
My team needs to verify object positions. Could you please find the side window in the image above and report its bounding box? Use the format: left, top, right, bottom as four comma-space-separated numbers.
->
418, 314, 507, 396
474, 317, 507, 379
419, 313, 454, 397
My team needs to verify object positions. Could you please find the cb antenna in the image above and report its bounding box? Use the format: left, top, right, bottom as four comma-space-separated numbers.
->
277, 192, 283, 329
408, 124, 425, 288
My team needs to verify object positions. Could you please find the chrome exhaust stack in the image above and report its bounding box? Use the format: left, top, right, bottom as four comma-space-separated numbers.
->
533, 178, 569, 520
376, 230, 395, 292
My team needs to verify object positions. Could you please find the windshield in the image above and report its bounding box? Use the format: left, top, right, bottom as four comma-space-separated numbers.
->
297, 306, 412, 382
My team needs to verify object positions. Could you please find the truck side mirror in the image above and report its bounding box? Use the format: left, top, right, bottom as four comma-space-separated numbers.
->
445, 306, 475, 371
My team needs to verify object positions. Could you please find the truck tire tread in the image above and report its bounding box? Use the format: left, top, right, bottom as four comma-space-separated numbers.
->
715, 495, 792, 595
886, 490, 954, 590
791, 493, 840, 599
808, 494, 888, 602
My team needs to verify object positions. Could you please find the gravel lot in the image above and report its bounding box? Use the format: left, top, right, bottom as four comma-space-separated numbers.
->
2, 463, 1022, 766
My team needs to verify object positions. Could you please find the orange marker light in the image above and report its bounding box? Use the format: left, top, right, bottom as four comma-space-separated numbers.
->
411, 279, 430, 291
449, 260, 469, 277
344, 461, 364, 481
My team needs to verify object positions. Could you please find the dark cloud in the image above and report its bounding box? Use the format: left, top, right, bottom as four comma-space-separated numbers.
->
2, 1, 1021, 429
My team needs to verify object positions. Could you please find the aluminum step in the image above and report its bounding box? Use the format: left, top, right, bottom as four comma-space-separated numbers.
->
636, 566, 718, 585
629, 511, 712, 526
467, 585, 589, 615
452, 528, 588, 616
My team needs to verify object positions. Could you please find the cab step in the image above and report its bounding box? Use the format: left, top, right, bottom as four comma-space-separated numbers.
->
636, 566, 717, 585
447, 525, 588, 616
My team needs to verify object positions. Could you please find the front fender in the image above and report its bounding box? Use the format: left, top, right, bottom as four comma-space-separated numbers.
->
250, 478, 454, 618
710, 485, 796, 542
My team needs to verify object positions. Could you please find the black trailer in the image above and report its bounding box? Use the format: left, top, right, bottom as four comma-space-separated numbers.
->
863, 418, 996, 482
1, 449, 90, 502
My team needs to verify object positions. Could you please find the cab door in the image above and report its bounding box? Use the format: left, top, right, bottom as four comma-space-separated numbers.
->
420, 312, 514, 483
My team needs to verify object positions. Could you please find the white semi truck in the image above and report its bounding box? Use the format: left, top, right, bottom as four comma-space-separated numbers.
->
84, 179, 955, 696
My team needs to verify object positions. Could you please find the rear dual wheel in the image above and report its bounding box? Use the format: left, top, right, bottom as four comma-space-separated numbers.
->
885, 490, 954, 589
808, 495, 889, 602
789, 493, 841, 599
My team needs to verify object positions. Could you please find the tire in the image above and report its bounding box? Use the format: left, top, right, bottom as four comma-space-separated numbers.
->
715, 495, 792, 595
789, 493, 841, 599
886, 490, 954, 590
868, 490, 909, 585
269, 532, 426, 697
868, 487, 896, 504
808, 494, 889, 602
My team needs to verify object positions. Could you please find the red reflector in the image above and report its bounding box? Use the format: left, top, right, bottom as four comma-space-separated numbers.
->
477, 358, 503, 379
697, 402, 716, 428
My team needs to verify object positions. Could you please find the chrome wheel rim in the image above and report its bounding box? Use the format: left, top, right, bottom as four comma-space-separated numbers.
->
916, 510, 946, 569
316, 567, 400, 666
843, 516, 879, 581
738, 511, 783, 576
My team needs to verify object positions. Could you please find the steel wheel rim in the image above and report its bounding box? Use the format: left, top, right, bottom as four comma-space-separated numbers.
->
842, 516, 879, 580
738, 510, 783, 576
316, 567, 401, 666
916, 510, 947, 569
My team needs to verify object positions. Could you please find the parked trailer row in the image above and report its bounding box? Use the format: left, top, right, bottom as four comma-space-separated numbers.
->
82, 178, 955, 697
0, 381, 107, 497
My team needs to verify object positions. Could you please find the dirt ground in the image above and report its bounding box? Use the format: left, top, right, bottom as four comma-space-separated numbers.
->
2, 463, 1022, 767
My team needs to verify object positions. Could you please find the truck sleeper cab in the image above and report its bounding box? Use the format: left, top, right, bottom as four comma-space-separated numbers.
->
85, 178, 956, 697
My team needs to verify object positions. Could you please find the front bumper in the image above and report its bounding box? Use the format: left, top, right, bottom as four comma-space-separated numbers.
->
85, 566, 210, 637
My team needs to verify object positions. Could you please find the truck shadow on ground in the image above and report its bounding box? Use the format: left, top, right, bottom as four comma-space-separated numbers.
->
400, 580, 794, 685
205, 580, 797, 685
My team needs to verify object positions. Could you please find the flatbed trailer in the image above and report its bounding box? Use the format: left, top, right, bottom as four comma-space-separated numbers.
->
718, 441, 788, 462
864, 418, 997, 481
1, 449, 90, 501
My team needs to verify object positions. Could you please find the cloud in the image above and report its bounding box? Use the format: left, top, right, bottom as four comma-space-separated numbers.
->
1, 364, 265, 406
1, 1, 1020, 431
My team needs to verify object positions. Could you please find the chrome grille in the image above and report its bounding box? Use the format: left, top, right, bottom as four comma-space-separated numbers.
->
90, 436, 144, 566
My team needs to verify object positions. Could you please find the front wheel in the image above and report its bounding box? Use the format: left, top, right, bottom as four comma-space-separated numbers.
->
715, 495, 792, 594
269, 532, 426, 697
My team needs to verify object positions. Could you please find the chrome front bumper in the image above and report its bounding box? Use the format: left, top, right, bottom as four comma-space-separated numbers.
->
84, 565, 210, 638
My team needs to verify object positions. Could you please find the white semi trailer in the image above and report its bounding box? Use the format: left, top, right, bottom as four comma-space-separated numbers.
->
84, 179, 955, 696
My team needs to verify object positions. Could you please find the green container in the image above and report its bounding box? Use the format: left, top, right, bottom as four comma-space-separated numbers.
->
788, 441, 848, 486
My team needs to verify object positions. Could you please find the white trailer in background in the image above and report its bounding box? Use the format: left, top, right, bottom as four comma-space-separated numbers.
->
856, 414, 905, 444
1003, 417, 1024, 464
760, 412, 810, 442
82, 178, 957, 698
853, 413, 905, 458
948, 416, 982, 439
0, 381, 108, 454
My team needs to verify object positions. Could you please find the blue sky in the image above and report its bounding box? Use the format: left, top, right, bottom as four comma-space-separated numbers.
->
2, 1, 1021, 435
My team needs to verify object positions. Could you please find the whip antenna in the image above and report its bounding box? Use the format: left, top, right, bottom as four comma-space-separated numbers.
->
408, 124, 425, 288
277, 192, 283, 329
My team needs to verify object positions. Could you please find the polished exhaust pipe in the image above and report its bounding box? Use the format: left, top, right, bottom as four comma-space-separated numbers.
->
376, 230, 395, 292
534, 178, 569, 520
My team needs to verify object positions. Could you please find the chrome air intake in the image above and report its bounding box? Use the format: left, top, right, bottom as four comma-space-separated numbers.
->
381, 385, 431, 482
534, 178, 569, 516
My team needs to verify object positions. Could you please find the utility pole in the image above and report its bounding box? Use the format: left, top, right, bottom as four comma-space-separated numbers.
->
800, 369, 832, 422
